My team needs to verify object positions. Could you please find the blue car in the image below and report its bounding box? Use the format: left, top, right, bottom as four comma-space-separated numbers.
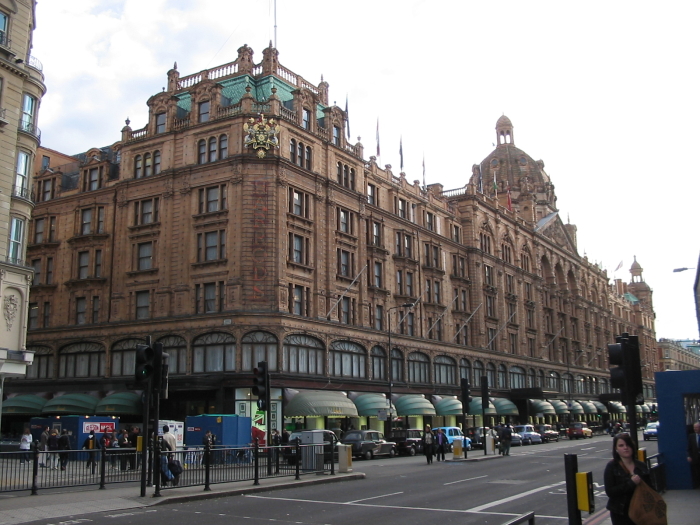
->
433, 427, 472, 451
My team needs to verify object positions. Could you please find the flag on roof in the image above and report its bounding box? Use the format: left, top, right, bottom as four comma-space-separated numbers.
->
615, 261, 623, 272
376, 119, 380, 158
345, 95, 350, 139
400, 136, 404, 171
422, 154, 426, 188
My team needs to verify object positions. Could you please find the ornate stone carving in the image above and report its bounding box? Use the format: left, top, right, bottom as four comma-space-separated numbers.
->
117, 187, 129, 207
4, 294, 18, 330
163, 178, 174, 199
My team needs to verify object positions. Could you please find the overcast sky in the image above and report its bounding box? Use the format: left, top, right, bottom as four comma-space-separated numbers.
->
32, 0, 700, 341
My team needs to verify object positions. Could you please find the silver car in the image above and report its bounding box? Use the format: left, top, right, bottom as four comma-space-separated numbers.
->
513, 425, 543, 445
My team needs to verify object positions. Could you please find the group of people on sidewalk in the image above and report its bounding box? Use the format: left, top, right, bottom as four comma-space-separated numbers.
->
421, 425, 450, 464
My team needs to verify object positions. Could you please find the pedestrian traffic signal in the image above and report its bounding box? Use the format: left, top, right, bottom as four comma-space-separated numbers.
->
134, 343, 155, 385
253, 361, 269, 410
480, 375, 489, 410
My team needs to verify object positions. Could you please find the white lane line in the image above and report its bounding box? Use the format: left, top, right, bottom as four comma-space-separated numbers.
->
466, 480, 567, 512
444, 474, 488, 486
580, 447, 596, 450
346, 492, 404, 503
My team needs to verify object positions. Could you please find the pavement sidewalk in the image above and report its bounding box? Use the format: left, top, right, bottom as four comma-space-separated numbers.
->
583, 488, 700, 525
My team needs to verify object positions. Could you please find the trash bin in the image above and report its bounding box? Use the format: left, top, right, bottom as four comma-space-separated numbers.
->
452, 439, 463, 459
338, 444, 352, 472
485, 434, 496, 454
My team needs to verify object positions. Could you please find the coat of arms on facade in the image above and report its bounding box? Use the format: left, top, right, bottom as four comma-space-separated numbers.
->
244, 115, 280, 158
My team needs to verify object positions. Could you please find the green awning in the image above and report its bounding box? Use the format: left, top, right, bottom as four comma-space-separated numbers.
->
491, 398, 519, 416
529, 399, 556, 415
432, 396, 463, 416
394, 394, 436, 416
576, 400, 598, 414
351, 393, 389, 416
467, 398, 497, 416
591, 401, 609, 414
608, 402, 626, 413
635, 405, 646, 413
568, 400, 585, 414
547, 400, 570, 414
42, 394, 99, 415
95, 392, 143, 416
284, 390, 358, 417
2, 394, 48, 415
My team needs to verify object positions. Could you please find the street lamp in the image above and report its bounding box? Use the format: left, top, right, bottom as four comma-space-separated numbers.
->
386, 303, 414, 433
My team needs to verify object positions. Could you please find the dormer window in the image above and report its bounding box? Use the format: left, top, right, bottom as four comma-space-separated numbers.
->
199, 101, 210, 123
302, 108, 311, 130
83, 167, 102, 192
156, 112, 166, 133
333, 126, 341, 146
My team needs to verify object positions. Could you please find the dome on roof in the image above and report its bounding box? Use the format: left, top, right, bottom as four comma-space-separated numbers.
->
496, 115, 513, 129
631, 257, 642, 272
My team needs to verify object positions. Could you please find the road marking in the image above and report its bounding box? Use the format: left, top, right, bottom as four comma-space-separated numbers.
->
346, 492, 403, 503
444, 474, 487, 485
580, 447, 596, 450
466, 480, 567, 512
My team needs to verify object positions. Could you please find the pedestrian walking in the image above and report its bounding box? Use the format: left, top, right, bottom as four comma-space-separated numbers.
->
83, 430, 97, 473
58, 430, 71, 470
500, 425, 512, 456
435, 428, 448, 461
47, 430, 60, 469
604, 433, 650, 525
422, 425, 434, 464
19, 428, 32, 464
39, 426, 50, 467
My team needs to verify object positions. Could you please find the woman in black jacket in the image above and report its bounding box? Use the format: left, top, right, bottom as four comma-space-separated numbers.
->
422, 425, 434, 465
604, 433, 650, 525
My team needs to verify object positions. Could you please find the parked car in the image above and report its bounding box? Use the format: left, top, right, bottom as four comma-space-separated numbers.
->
433, 427, 472, 451
509, 431, 523, 447
643, 422, 659, 441
534, 424, 560, 443
389, 429, 424, 456
341, 430, 396, 460
567, 422, 593, 439
283, 430, 339, 464
466, 427, 496, 449
513, 425, 543, 445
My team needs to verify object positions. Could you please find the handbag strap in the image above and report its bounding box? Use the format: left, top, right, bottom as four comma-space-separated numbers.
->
619, 460, 634, 476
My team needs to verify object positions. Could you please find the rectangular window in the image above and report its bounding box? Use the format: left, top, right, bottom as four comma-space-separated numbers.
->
46, 257, 54, 285
528, 337, 536, 357
21, 94, 37, 132
290, 284, 308, 316
80, 209, 92, 234
461, 289, 468, 311
333, 126, 341, 145
302, 108, 311, 129
97, 207, 105, 233
197, 230, 226, 262
372, 221, 381, 245
156, 112, 166, 133
340, 297, 352, 324
8, 218, 25, 264
28, 303, 39, 330
199, 101, 210, 123
138, 242, 153, 270
87, 168, 100, 191
32, 259, 41, 286
135, 290, 150, 319
486, 295, 495, 317
92, 296, 100, 324
397, 198, 407, 219
488, 327, 497, 351
15, 151, 30, 197
506, 274, 515, 293
289, 188, 310, 218
508, 301, 517, 323
433, 281, 441, 303
452, 225, 461, 243
374, 261, 382, 288
337, 249, 354, 277
40, 179, 56, 202
42, 155, 50, 169
78, 251, 89, 279
406, 272, 414, 296
510, 333, 518, 354
289, 233, 309, 265
406, 312, 415, 336
34, 218, 45, 243
367, 183, 376, 205
76, 297, 87, 325
337, 208, 354, 234
527, 308, 535, 328
484, 264, 494, 286
425, 279, 432, 303
135, 198, 159, 225
374, 304, 383, 330
425, 212, 435, 231
199, 185, 226, 213
525, 282, 532, 300
43, 302, 51, 327
94, 250, 102, 277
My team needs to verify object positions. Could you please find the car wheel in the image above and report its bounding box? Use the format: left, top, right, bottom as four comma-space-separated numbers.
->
364, 450, 373, 460
409, 446, 416, 456
389, 448, 396, 458
525, 438, 531, 445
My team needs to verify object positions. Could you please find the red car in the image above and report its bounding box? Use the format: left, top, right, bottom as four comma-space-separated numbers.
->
567, 422, 593, 439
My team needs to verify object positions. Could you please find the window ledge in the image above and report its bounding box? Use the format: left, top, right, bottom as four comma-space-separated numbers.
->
67, 233, 109, 244
287, 260, 314, 273
192, 258, 228, 269
126, 268, 159, 277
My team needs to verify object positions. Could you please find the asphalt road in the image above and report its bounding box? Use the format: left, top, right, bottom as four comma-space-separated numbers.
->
29, 434, 658, 525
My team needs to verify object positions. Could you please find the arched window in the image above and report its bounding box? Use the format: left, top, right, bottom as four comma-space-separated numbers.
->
434, 355, 456, 385
562, 373, 573, 394
599, 378, 609, 394
134, 155, 142, 178
371, 346, 386, 380
25, 346, 53, 379
158, 335, 187, 375
59, 342, 105, 378
219, 135, 228, 159
576, 374, 586, 394
242, 331, 278, 372
290, 139, 297, 164
459, 358, 471, 383
528, 368, 536, 388
198, 139, 207, 164
153, 150, 161, 174
193, 332, 235, 373
548, 371, 560, 391
330, 341, 366, 378
283, 334, 324, 375
297, 142, 304, 167
337, 162, 343, 184
473, 360, 484, 384
486, 362, 496, 388
498, 364, 508, 388
305, 146, 311, 170
510, 366, 526, 389
391, 349, 404, 382
538, 370, 545, 388
407, 352, 430, 384
111, 338, 144, 377
144, 153, 152, 177
208, 137, 217, 162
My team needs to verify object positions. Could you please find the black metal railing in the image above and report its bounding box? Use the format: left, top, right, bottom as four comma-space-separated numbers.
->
500, 511, 536, 525
646, 452, 666, 493
0, 440, 336, 495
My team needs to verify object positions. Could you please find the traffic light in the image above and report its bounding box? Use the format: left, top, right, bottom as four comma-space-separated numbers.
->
134, 343, 155, 385
480, 375, 489, 410
253, 361, 269, 410
461, 378, 473, 405
607, 333, 643, 405
155, 343, 169, 399
152, 342, 164, 391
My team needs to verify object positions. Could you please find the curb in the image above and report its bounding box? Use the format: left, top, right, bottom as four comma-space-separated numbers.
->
445, 454, 503, 463
149, 472, 367, 506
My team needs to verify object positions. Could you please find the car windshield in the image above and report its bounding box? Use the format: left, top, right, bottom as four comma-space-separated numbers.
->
647, 423, 658, 429
344, 432, 362, 440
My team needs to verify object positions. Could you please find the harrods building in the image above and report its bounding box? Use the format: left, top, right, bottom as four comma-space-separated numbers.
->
3, 44, 659, 435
